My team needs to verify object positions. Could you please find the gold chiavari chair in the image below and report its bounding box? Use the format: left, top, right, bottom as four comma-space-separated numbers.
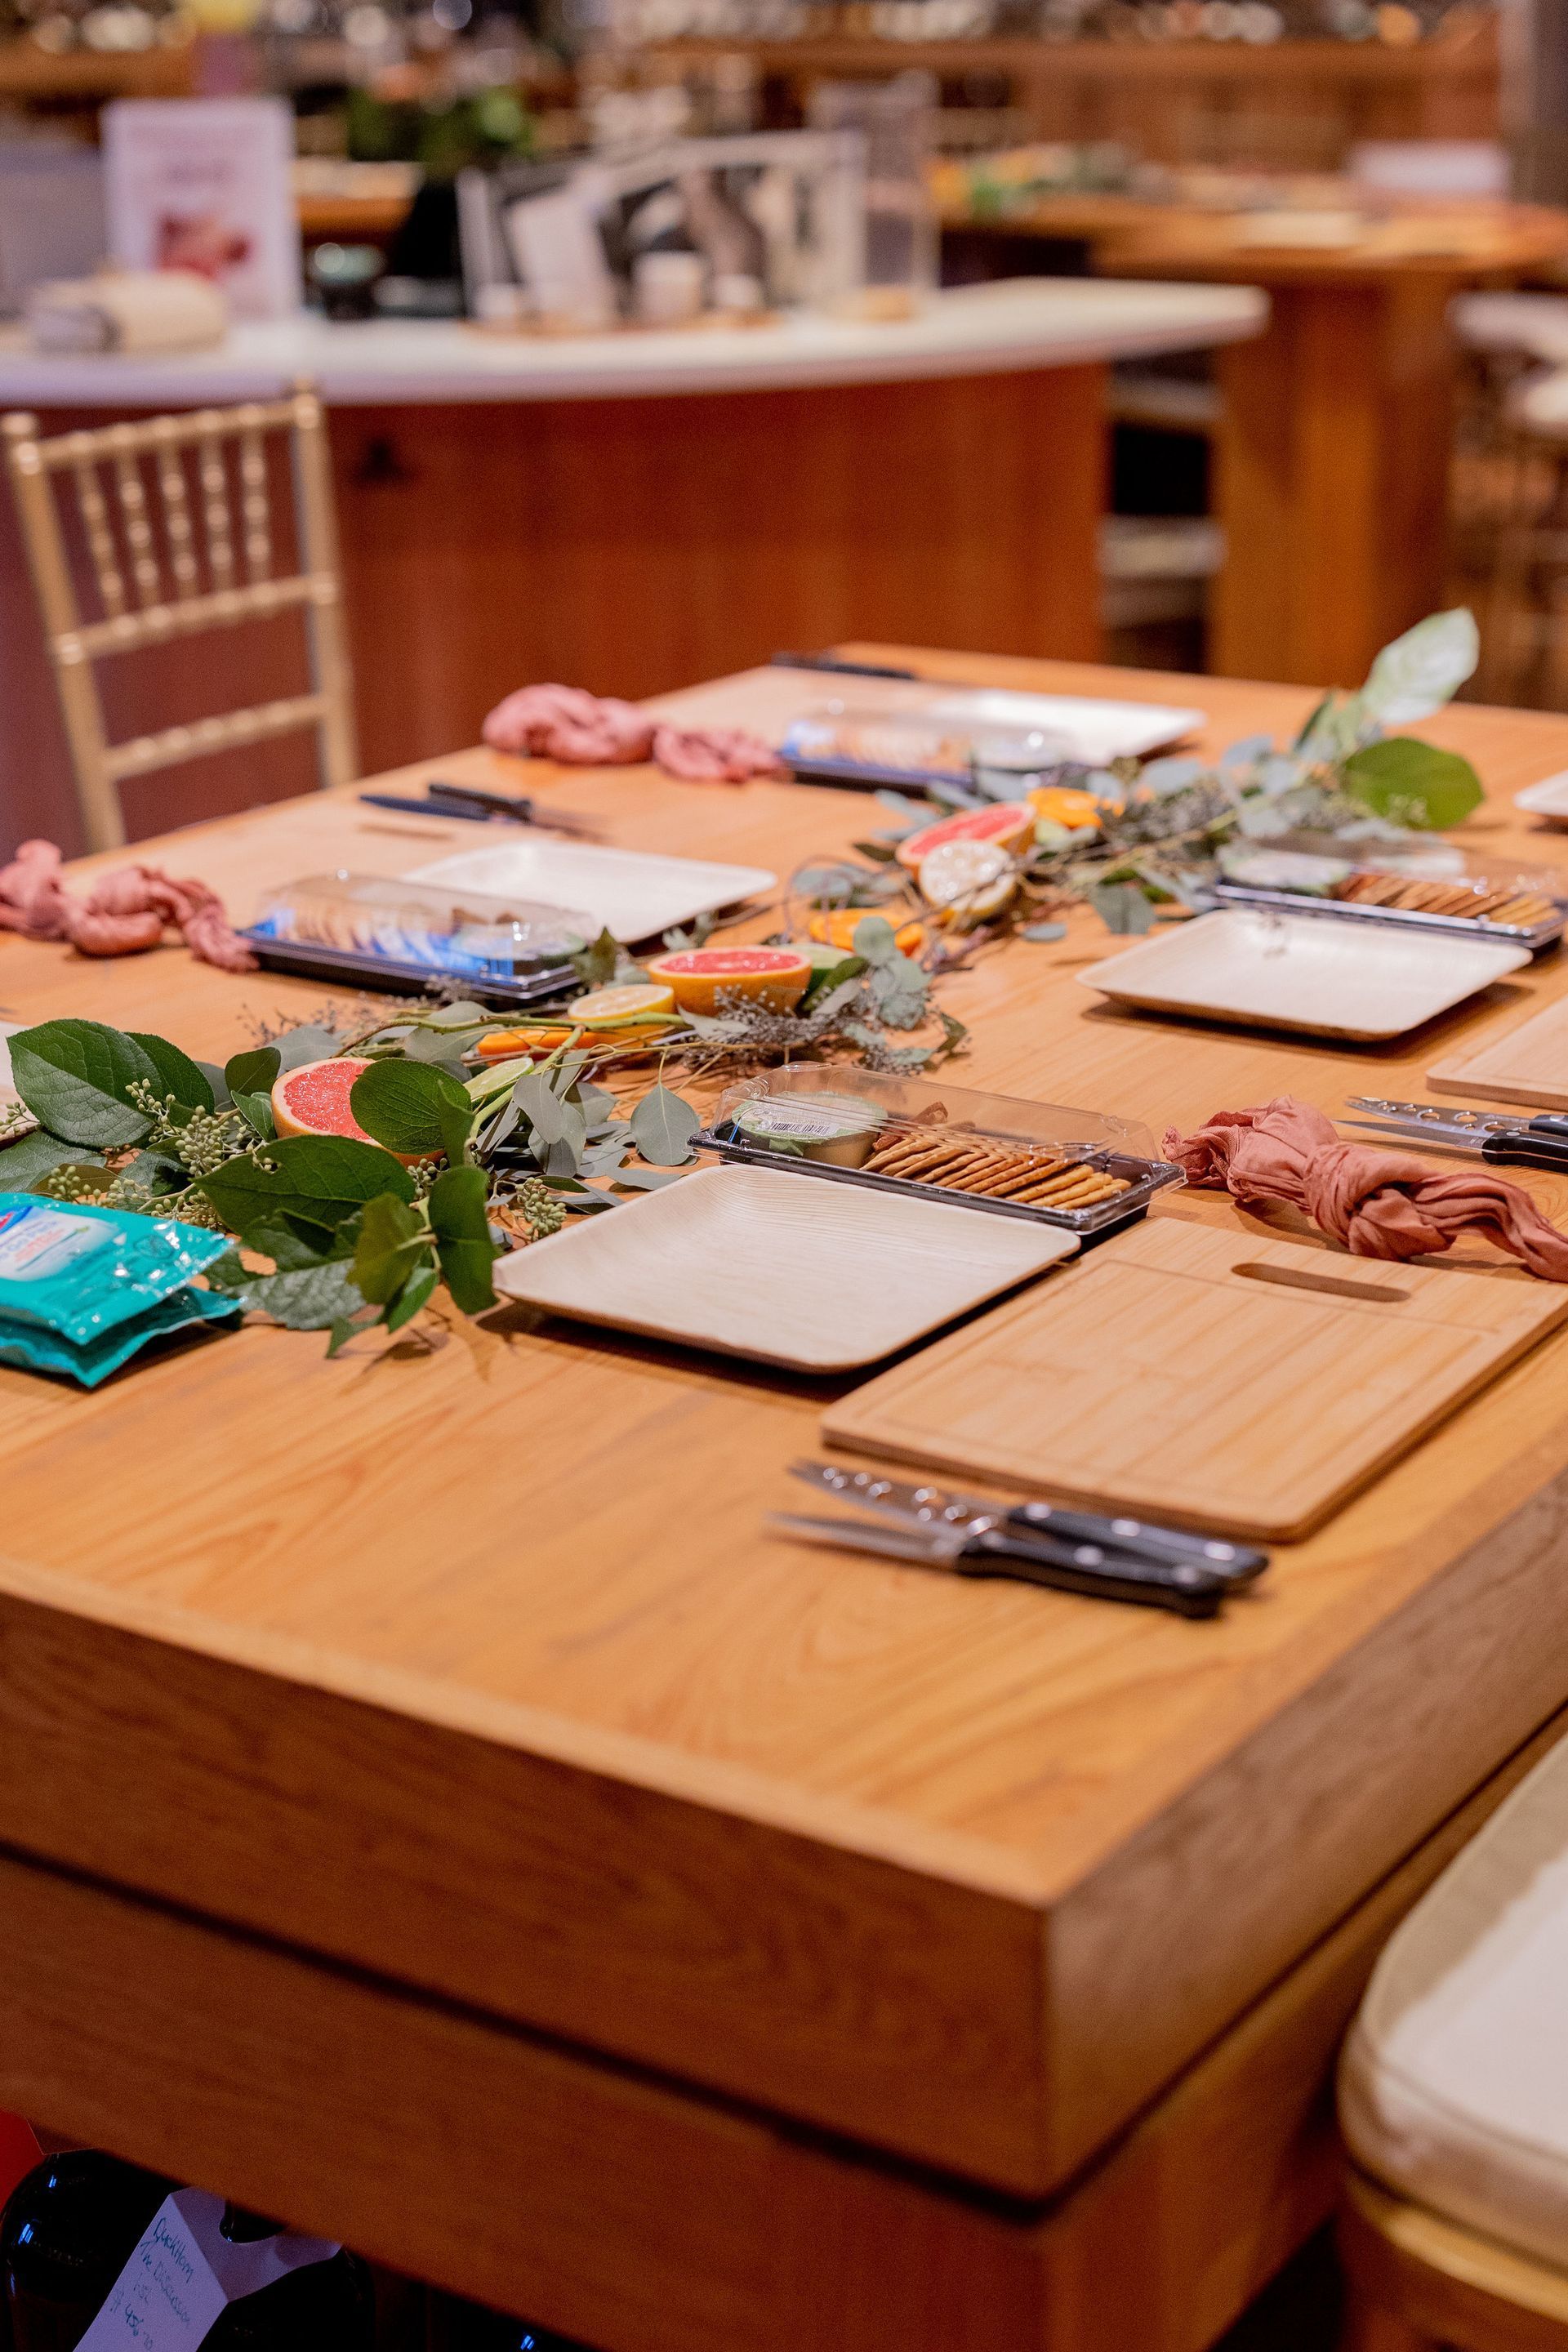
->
3, 379, 358, 854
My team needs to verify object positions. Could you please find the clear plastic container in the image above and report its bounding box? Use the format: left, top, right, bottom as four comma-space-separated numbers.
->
243, 872, 591, 1001
1214, 836, 1566, 951
780, 704, 1072, 792
701, 1066, 1181, 1235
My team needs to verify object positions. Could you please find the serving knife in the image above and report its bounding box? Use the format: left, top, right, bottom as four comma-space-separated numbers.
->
788, 1459, 1268, 1579
772, 1462, 1268, 1617
1341, 1098, 1568, 1169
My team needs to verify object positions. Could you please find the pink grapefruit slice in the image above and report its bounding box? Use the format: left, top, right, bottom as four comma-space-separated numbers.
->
645, 945, 812, 1017
895, 803, 1036, 873
271, 1056, 376, 1145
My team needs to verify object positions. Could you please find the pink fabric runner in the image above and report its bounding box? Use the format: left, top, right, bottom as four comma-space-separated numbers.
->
0, 840, 255, 971
1165, 1094, 1568, 1281
482, 682, 785, 784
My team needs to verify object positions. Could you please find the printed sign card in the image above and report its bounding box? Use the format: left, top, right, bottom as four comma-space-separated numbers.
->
103, 97, 302, 321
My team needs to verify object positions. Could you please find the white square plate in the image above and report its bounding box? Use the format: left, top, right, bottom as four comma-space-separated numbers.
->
410, 838, 775, 944
1515, 772, 1568, 824
921, 689, 1204, 765
1077, 908, 1531, 1040
493, 1164, 1080, 1370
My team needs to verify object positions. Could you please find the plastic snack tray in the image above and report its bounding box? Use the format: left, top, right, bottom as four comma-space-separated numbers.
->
241, 872, 587, 1005
698, 1065, 1182, 1237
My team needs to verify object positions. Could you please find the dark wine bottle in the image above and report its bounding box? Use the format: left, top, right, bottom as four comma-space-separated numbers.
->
429, 2292, 598, 2350
0, 2153, 376, 2352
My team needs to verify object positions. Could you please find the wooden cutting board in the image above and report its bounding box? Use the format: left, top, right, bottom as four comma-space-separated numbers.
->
823, 1221, 1568, 1539
1430, 991, 1568, 1109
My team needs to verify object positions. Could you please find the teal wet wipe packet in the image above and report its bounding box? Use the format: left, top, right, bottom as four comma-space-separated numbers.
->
0, 1192, 241, 1386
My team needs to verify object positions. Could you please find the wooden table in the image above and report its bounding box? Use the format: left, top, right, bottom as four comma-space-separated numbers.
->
7, 644, 1568, 2350
947, 198, 1568, 691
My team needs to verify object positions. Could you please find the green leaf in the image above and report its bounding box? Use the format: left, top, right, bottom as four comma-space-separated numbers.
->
198, 1135, 414, 1243
0, 1131, 104, 1189
1341, 737, 1484, 831
353, 1192, 430, 1305
197, 1060, 233, 1112
427, 1165, 498, 1313
327, 1303, 382, 1357
350, 1058, 472, 1159
1022, 921, 1068, 942
613, 1165, 689, 1190
225, 1045, 281, 1098
273, 1023, 345, 1073
1359, 609, 1479, 729
629, 1085, 701, 1167
512, 1071, 586, 1171
231, 1089, 277, 1140
212, 1257, 367, 1330
869, 956, 929, 1030
850, 915, 901, 965
1086, 882, 1157, 936
385, 1258, 439, 1334
568, 926, 619, 991
131, 1032, 213, 1115
9, 1020, 159, 1146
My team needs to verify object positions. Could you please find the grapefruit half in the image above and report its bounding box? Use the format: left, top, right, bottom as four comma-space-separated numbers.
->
895, 803, 1035, 874
271, 1057, 377, 1144
646, 946, 813, 1017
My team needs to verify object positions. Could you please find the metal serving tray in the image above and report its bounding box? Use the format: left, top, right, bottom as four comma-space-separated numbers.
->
1210, 880, 1564, 955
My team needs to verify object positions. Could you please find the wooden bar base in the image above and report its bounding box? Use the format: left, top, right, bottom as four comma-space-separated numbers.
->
0, 367, 1107, 853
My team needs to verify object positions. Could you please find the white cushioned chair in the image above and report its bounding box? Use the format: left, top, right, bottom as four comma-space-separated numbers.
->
1338, 1729, 1568, 2351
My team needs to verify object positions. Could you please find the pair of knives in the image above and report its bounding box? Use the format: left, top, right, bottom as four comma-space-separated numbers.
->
1343, 1098, 1568, 1169
358, 777, 595, 835
770, 1461, 1269, 1619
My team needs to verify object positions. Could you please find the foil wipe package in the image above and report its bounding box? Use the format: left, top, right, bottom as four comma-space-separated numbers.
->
0, 1193, 241, 1386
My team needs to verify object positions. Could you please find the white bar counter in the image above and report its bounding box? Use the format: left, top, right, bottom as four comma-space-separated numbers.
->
0, 277, 1266, 853
0, 278, 1267, 408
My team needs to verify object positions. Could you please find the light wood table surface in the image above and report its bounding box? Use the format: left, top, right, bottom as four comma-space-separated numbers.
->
7, 644, 1568, 2349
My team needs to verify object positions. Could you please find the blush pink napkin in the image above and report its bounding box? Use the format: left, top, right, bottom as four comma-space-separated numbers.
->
0, 839, 255, 971
1164, 1094, 1568, 1281
482, 682, 784, 783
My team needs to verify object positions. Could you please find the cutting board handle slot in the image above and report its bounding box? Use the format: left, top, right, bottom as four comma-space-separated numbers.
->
1234, 1260, 1411, 1305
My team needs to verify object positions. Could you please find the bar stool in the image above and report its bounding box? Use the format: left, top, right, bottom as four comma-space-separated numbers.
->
1337, 1729, 1568, 2352
2, 380, 357, 855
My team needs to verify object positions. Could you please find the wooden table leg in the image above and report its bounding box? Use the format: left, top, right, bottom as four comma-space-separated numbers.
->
1210, 280, 1457, 688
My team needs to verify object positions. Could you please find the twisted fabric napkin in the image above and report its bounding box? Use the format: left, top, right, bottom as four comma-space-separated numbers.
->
482, 682, 784, 784
1164, 1094, 1568, 1282
0, 839, 255, 972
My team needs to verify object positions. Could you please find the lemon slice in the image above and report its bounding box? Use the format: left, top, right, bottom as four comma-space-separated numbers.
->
916, 838, 1018, 924
568, 982, 676, 1019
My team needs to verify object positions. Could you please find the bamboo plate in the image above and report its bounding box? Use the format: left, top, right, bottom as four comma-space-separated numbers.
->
492, 1165, 1080, 1371
1077, 909, 1530, 1040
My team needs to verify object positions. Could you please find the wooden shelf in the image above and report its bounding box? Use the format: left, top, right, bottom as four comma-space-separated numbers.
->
0, 38, 194, 97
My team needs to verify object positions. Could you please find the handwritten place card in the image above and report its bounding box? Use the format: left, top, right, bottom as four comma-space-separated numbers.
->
77, 2188, 339, 2349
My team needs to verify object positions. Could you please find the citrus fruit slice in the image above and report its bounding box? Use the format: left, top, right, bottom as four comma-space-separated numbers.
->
271, 1057, 377, 1144
568, 982, 676, 1020
646, 945, 813, 1017
917, 838, 1018, 925
806, 908, 925, 956
1028, 785, 1104, 832
895, 802, 1035, 873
